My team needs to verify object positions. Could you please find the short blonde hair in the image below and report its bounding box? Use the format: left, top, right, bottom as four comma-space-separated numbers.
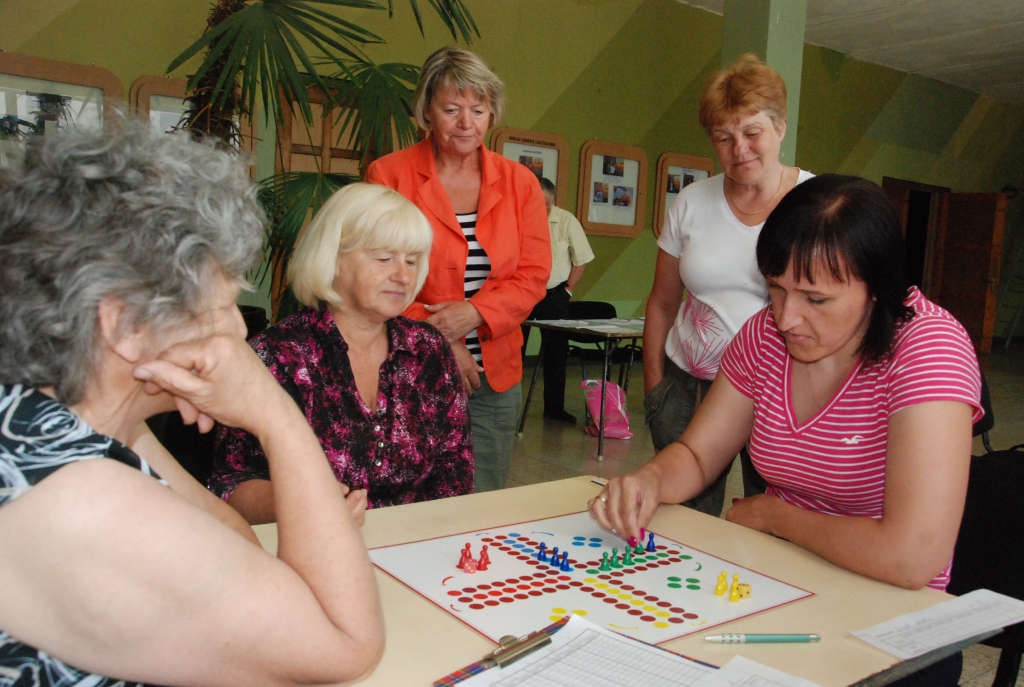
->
699, 54, 788, 135
288, 183, 432, 310
413, 46, 505, 131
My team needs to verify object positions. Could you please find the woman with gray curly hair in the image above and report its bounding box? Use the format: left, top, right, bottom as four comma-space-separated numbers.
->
0, 122, 383, 685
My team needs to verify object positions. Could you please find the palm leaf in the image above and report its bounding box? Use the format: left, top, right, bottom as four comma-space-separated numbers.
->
321, 59, 420, 164
168, 0, 387, 128
386, 0, 479, 42
255, 170, 358, 288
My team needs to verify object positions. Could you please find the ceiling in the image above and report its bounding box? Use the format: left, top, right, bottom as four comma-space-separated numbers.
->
677, 0, 1024, 108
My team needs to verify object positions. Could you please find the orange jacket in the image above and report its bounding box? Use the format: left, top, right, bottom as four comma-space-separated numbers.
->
365, 139, 551, 392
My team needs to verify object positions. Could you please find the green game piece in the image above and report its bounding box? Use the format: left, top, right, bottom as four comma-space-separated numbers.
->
623, 548, 634, 565
610, 548, 623, 568
634, 544, 644, 555
599, 552, 611, 571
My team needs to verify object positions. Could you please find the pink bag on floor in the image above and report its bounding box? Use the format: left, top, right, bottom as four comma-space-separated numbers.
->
581, 380, 633, 440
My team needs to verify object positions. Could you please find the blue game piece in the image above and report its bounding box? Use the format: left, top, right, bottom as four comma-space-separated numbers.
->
560, 551, 571, 571
646, 532, 656, 552
537, 542, 548, 562
549, 547, 559, 566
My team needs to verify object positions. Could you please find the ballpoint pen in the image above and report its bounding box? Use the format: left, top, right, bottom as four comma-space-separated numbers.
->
704, 634, 820, 643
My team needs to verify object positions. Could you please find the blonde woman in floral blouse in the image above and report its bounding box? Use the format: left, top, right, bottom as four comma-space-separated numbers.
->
212, 183, 473, 522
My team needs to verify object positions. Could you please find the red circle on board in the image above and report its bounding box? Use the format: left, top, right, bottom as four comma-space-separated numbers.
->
558, 575, 570, 581
517, 536, 529, 541
602, 597, 617, 604
611, 572, 624, 577
519, 575, 534, 581
683, 613, 699, 619
556, 584, 570, 590
668, 617, 684, 624
517, 584, 531, 590
480, 537, 494, 543
500, 597, 514, 603
623, 569, 636, 575
667, 549, 679, 554
627, 609, 643, 616
505, 578, 519, 584
514, 594, 528, 600
473, 594, 487, 600
657, 601, 672, 608
580, 586, 594, 592
644, 596, 659, 602
458, 597, 473, 603
478, 584, 491, 590
529, 590, 543, 597
462, 587, 477, 593
640, 615, 655, 622
448, 591, 461, 596
497, 546, 511, 551
598, 574, 611, 580
620, 584, 634, 590
542, 587, 556, 594
470, 604, 485, 610
569, 581, 583, 587
516, 555, 531, 561
531, 581, 545, 587
574, 564, 587, 570
635, 566, 649, 571
669, 607, 684, 613
615, 603, 630, 610
493, 581, 506, 587
488, 590, 502, 597
526, 560, 540, 566
485, 600, 499, 606
669, 558, 682, 563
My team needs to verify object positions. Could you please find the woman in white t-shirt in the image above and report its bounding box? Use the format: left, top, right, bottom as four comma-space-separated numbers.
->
643, 54, 813, 516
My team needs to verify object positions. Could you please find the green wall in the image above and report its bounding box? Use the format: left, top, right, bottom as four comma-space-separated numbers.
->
6, 0, 1024, 336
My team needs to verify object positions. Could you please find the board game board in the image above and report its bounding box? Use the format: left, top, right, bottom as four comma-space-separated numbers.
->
369, 512, 812, 645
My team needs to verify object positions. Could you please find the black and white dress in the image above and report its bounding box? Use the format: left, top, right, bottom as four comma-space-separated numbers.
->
0, 384, 160, 687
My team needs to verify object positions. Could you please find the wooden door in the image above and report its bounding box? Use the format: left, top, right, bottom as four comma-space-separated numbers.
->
934, 193, 1006, 354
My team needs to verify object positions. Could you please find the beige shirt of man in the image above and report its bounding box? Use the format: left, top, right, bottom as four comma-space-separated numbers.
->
547, 205, 595, 289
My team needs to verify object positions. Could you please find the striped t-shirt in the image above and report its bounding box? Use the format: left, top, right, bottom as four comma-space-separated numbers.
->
720, 287, 982, 591
457, 212, 490, 364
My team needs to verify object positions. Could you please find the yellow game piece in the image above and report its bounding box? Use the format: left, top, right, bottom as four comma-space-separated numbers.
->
737, 583, 752, 599
728, 574, 740, 602
714, 571, 729, 596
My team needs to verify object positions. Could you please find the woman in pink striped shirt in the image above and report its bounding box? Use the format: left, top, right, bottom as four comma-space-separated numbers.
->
593, 174, 982, 685
593, 174, 982, 591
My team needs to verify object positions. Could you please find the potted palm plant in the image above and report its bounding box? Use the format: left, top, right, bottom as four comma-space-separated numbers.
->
167, 0, 478, 317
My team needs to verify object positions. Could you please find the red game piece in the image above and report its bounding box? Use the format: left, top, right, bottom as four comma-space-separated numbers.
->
476, 556, 488, 571
480, 545, 490, 565
457, 548, 468, 570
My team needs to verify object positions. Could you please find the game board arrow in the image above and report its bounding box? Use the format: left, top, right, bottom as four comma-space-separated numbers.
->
449, 605, 462, 613
442, 576, 453, 586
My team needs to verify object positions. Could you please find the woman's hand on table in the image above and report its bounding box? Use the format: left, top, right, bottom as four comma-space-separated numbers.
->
425, 301, 485, 341
725, 494, 782, 535
450, 341, 483, 394
588, 465, 663, 543
339, 483, 367, 527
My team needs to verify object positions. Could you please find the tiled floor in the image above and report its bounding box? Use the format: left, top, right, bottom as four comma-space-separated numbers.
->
509, 342, 1024, 686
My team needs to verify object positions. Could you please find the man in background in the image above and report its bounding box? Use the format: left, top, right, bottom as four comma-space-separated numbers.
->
523, 177, 595, 424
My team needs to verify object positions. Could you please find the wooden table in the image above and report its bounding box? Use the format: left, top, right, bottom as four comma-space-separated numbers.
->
253, 476, 971, 686
519, 318, 643, 459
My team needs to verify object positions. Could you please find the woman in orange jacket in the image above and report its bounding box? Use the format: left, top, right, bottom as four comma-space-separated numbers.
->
366, 46, 551, 492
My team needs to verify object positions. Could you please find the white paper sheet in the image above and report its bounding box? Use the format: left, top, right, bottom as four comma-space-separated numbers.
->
455, 614, 718, 686
699, 656, 824, 687
851, 589, 1024, 659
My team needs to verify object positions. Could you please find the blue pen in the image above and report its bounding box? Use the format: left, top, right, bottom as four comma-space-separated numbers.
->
703, 633, 820, 643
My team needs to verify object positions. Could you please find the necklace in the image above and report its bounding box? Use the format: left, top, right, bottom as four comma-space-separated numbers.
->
729, 168, 786, 216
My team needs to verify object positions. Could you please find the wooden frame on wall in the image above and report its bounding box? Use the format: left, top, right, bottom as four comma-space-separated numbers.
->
489, 126, 570, 209
652, 152, 715, 237
0, 52, 123, 119
576, 140, 648, 238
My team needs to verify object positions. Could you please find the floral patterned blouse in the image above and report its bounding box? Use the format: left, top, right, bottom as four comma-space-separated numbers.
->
211, 307, 474, 508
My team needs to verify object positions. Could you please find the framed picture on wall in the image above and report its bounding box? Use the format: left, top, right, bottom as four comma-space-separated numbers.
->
0, 52, 122, 169
652, 152, 715, 237
490, 127, 569, 208
576, 140, 648, 237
